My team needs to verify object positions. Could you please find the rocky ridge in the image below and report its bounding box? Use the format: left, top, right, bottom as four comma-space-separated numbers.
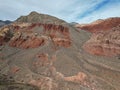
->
76, 17, 120, 33
0, 20, 12, 27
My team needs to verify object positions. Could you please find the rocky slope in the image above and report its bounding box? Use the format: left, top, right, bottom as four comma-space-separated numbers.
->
76, 17, 120, 33
0, 12, 120, 90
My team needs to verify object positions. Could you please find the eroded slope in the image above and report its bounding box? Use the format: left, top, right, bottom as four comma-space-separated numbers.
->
0, 12, 120, 90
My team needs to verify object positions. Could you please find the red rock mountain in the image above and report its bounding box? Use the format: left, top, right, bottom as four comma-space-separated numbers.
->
83, 25, 120, 56
75, 17, 120, 56
76, 17, 120, 33
0, 12, 120, 90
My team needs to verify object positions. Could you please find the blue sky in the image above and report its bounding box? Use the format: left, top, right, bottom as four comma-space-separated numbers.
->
0, 0, 120, 23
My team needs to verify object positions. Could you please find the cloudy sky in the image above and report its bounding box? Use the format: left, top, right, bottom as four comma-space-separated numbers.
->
0, 0, 120, 23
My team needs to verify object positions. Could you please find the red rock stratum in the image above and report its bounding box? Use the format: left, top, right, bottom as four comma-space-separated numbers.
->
76, 17, 120, 33
83, 25, 120, 56
0, 22, 71, 49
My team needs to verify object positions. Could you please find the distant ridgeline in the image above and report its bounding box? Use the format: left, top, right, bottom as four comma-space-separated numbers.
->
0, 20, 12, 27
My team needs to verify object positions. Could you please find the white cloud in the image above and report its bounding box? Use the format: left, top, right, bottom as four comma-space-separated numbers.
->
77, 1, 120, 23
0, 0, 120, 23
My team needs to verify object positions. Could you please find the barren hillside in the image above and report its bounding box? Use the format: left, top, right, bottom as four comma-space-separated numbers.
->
0, 12, 120, 90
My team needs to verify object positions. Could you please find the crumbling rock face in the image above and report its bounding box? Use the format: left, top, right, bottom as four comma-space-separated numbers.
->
76, 17, 120, 33
52, 38, 71, 48
0, 28, 13, 45
10, 23, 71, 48
64, 72, 87, 83
0, 22, 71, 49
83, 25, 120, 56
27, 23, 70, 37
12, 23, 30, 31
9, 32, 46, 49
29, 77, 55, 90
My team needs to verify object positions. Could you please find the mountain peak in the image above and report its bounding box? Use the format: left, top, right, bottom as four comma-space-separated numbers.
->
29, 11, 40, 16
16, 11, 66, 24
